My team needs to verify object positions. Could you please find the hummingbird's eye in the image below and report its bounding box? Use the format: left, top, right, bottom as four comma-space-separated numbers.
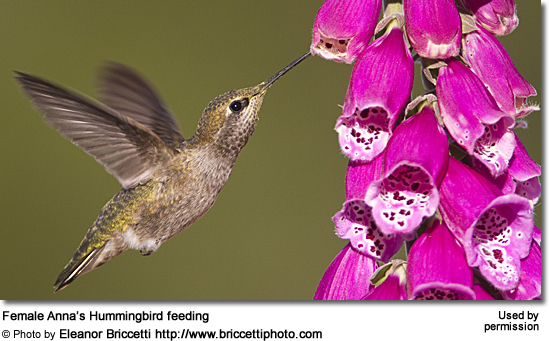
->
229, 98, 249, 113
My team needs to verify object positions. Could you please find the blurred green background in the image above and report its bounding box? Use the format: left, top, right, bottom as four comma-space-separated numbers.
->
0, 1, 541, 300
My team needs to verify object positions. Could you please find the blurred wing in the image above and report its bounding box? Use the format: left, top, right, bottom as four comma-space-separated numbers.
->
98, 62, 184, 147
16, 71, 176, 189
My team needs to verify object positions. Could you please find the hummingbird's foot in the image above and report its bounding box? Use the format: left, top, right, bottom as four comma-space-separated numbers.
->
140, 249, 153, 256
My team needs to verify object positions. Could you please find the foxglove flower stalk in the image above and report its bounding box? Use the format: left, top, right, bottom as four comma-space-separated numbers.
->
437, 58, 516, 177
310, 0, 540, 301
362, 261, 408, 300
365, 103, 448, 236
403, 0, 461, 59
439, 157, 534, 291
314, 243, 377, 300
407, 219, 475, 300
310, 0, 382, 63
334, 154, 405, 262
501, 228, 541, 300
462, 25, 538, 118
457, 0, 518, 36
336, 24, 414, 162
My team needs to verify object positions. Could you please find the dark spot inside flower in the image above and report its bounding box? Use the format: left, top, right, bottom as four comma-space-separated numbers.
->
493, 249, 504, 263
325, 42, 333, 49
411, 182, 420, 191
339, 39, 346, 45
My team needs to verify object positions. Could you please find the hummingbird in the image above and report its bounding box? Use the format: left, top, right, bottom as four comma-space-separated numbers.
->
16, 52, 310, 292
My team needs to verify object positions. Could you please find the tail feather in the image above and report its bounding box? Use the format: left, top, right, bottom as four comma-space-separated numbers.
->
53, 246, 105, 292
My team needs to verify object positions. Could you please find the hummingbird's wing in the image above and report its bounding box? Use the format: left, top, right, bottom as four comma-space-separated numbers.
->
97, 62, 184, 147
16, 72, 177, 189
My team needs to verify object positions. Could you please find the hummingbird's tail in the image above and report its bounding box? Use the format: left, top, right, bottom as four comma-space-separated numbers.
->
53, 244, 110, 292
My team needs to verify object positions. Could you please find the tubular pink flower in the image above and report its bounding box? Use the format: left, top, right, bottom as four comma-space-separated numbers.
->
334, 154, 405, 262
439, 157, 534, 291
472, 131, 541, 205
462, 25, 538, 118
437, 58, 516, 177
310, 0, 382, 63
407, 220, 475, 300
501, 228, 541, 300
458, 0, 518, 36
404, 0, 461, 59
362, 262, 408, 300
314, 243, 377, 300
337, 26, 414, 162
365, 105, 448, 236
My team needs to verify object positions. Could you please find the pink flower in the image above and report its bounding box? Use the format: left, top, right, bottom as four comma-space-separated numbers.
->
439, 157, 534, 291
462, 25, 538, 118
314, 243, 377, 300
458, 0, 518, 36
336, 26, 413, 162
365, 103, 448, 236
407, 219, 475, 300
404, 0, 462, 58
437, 58, 516, 176
310, 0, 381, 63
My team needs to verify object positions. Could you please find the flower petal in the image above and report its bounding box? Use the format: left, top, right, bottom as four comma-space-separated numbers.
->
437, 58, 516, 176
462, 25, 538, 118
439, 157, 534, 291
407, 219, 475, 300
336, 108, 390, 162
333, 199, 404, 262
345, 157, 384, 200
507, 132, 541, 203
314, 243, 377, 300
337, 26, 414, 161
501, 228, 541, 300
311, 0, 382, 63
365, 105, 448, 235
404, 0, 462, 58
458, 0, 519, 36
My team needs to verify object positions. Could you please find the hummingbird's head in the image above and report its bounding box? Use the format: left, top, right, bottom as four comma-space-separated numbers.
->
191, 52, 310, 159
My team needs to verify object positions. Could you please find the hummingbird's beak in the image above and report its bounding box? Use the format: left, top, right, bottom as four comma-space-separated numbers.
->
256, 52, 311, 95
